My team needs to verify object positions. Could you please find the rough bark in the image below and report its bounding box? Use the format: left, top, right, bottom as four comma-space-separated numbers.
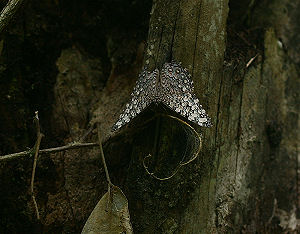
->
0, 0, 299, 233
124, 0, 228, 233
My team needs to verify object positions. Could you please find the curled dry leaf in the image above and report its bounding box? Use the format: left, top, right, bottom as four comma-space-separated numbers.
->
82, 185, 133, 234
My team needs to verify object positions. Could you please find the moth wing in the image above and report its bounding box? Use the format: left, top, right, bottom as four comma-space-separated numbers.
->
112, 68, 159, 131
160, 62, 212, 127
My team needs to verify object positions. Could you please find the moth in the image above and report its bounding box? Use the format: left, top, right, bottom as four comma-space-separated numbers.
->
112, 61, 212, 131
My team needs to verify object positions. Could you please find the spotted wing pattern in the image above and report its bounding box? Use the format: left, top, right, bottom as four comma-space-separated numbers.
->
160, 62, 212, 127
112, 61, 212, 131
112, 68, 159, 131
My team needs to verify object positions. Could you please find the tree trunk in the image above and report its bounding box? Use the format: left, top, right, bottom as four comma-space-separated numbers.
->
124, 0, 228, 232
0, 0, 299, 233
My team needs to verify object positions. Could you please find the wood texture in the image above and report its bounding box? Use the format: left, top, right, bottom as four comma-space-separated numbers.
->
125, 0, 229, 233
126, 0, 300, 233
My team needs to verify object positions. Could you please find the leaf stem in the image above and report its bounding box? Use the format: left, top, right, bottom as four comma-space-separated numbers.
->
97, 123, 112, 186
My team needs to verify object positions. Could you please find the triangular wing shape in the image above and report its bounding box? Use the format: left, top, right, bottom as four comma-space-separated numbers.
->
160, 62, 212, 127
112, 68, 159, 131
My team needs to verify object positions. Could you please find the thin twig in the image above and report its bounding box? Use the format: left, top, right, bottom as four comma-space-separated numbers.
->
0, 142, 99, 162
97, 123, 112, 186
0, 0, 24, 35
39, 142, 98, 154
0, 149, 33, 161
30, 111, 43, 220
246, 54, 258, 68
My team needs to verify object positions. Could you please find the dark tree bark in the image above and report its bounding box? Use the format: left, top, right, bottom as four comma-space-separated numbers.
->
0, 0, 299, 233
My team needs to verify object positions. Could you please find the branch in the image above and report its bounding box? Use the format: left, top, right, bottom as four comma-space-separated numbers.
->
40, 142, 99, 154
30, 111, 43, 220
0, 122, 126, 163
0, 0, 24, 35
0, 142, 99, 162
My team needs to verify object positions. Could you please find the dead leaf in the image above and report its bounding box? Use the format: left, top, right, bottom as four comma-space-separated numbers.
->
82, 185, 133, 234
